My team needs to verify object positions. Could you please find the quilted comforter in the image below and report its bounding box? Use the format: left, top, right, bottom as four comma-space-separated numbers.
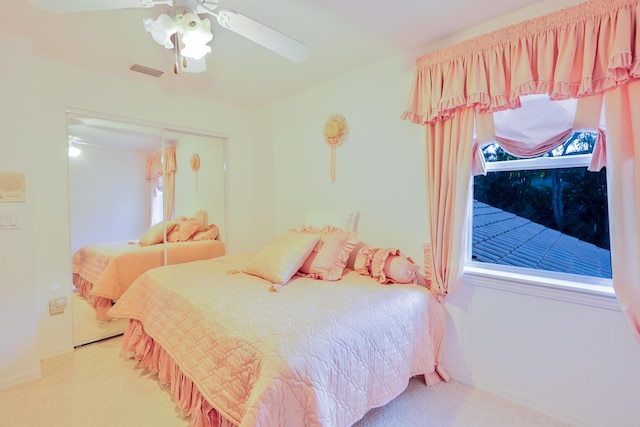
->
108, 253, 446, 427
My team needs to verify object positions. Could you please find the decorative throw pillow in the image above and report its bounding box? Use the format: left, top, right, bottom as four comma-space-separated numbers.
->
354, 244, 418, 284
353, 244, 373, 275
139, 221, 178, 246
192, 223, 219, 241
167, 219, 202, 242
296, 226, 358, 281
243, 231, 320, 286
383, 255, 419, 284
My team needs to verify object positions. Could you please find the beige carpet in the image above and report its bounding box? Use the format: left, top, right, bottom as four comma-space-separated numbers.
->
72, 292, 128, 347
1, 336, 572, 427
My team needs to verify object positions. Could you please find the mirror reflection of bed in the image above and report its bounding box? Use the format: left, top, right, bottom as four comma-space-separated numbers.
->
67, 110, 228, 347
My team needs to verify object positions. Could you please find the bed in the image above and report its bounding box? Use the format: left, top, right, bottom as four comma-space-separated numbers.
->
72, 238, 225, 320
107, 226, 447, 427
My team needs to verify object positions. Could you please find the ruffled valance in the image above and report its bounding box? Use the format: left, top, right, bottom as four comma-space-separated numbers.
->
402, 0, 640, 124
145, 146, 177, 180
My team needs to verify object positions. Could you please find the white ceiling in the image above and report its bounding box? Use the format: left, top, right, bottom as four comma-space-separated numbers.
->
11, 0, 555, 110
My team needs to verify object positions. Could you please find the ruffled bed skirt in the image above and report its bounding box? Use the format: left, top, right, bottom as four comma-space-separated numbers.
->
121, 319, 238, 427
73, 273, 115, 321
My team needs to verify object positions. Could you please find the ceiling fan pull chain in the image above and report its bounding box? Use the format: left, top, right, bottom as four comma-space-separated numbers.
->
174, 33, 180, 74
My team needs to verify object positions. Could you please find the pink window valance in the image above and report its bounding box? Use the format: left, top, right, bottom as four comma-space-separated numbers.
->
145, 147, 177, 180
402, 0, 640, 125
472, 94, 608, 175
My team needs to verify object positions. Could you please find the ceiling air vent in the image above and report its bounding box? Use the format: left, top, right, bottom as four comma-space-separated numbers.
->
129, 64, 164, 77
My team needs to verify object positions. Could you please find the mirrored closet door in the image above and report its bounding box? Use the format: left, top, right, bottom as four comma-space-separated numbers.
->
67, 109, 228, 347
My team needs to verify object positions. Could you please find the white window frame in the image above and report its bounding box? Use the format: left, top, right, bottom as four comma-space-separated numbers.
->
464, 142, 618, 310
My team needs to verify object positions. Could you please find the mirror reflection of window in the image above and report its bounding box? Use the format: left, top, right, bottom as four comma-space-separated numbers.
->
150, 176, 164, 227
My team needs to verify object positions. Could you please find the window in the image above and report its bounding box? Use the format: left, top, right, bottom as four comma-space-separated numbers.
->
469, 131, 613, 288
150, 175, 164, 227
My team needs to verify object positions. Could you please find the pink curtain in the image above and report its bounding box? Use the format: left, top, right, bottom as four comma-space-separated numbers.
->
602, 79, 640, 333
402, 0, 640, 337
145, 147, 176, 220
422, 108, 475, 300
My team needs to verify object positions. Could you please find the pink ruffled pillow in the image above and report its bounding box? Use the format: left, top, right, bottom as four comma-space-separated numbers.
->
296, 226, 359, 281
192, 223, 219, 241
354, 244, 418, 284
167, 218, 202, 242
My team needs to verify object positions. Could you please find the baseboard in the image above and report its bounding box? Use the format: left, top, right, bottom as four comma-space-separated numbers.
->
0, 368, 41, 391
453, 373, 593, 427
40, 343, 73, 360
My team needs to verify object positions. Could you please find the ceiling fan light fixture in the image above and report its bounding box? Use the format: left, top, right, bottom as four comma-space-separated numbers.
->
144, 10, 213, 60
143, 14, 177, 49
179, 14, 213, 59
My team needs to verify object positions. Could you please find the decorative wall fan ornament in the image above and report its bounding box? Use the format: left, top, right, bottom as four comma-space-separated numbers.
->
190, 153, 201, 191
323, 114, 349, 183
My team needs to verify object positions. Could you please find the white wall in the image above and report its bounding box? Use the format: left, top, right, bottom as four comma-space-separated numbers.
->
69, 144, 150, 254
253, 51, 640, 427
254, 57, 427, 256
0, 33, 41, 389
444, 279, 640, 427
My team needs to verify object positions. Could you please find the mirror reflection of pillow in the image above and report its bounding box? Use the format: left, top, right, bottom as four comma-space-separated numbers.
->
167, 219, 202, 242
139, 221, 178, 246
192, 223, 219, 241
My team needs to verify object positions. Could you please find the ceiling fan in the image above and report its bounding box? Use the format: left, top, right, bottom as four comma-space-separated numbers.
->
27, 0, 311, 74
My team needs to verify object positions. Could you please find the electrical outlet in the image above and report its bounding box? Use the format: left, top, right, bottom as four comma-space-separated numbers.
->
49, 297, 67, 316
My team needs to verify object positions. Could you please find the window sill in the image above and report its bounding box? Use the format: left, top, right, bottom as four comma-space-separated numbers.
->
463, 264, 620, 311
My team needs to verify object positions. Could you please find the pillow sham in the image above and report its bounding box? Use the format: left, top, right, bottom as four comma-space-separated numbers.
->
243, 231, 320, 286
302, 210, 360, 233
139, 221, 178, 246
296, 226, 358, 281
192, 223, 219, 241
353, 244, 372, 275
167, 219, 202, 242
354, 244, 418, 284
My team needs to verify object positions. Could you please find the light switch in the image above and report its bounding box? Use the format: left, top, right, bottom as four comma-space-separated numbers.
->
0, 212, 19, 230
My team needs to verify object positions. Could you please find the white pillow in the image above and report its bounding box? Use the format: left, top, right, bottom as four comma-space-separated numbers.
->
302, 210, 360, 233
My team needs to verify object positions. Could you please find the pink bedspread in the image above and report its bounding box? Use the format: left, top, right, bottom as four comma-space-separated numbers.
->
72, 240, 226, 301
108, 253, 446, 427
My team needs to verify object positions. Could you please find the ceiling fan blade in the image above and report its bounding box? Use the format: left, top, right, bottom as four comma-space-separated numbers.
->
27, 0, 169, 14
214, 9, 310, 63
